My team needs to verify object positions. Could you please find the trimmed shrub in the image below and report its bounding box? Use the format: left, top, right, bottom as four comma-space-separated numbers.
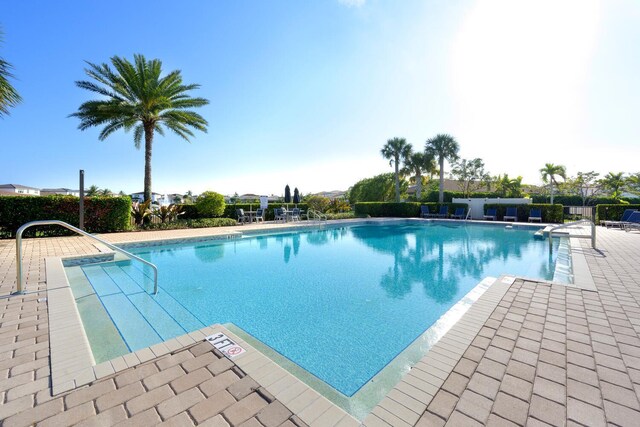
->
483, 203, 563, 223
0, 195, 131, 238
531, 195, 640, 206
595, 204, 640, 223
223, 203, 309, 221
142, 218, 237, 230
422, 190, 501, 203
354, 202, 467, 218
195, 191, 226, 217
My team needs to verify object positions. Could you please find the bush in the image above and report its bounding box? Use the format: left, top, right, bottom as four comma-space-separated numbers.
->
483, 203, 563, 223
0, 195, 131, 238
178, 204, 199, 219
595, 204, 640, 223
354, 202, 467, 218
306, 196, 331, 213
141, 218, 237, 230
422, 190, 502, 203
348, 173, 406, 203
325, 212, 356, 220
196, 191, 226, 217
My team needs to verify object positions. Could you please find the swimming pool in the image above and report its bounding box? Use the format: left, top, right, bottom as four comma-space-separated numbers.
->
65, 221, 564, 398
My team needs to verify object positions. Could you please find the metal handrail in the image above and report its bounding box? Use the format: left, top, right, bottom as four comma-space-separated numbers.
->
15, 220, 159, 295
548, 219, 596, 252
306, 209, 327, 221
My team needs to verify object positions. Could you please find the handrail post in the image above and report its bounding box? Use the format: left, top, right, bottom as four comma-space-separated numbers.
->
15, 228, 24, 294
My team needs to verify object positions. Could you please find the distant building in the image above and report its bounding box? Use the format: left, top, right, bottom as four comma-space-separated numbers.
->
0, 184, 40, 196
41, 188, 80, 197
130, 192, 171, 207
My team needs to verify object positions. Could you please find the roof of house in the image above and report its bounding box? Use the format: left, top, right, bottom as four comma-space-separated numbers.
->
0, 183, 40, 191
41, 188, 79, 193
0, 190, 31, 196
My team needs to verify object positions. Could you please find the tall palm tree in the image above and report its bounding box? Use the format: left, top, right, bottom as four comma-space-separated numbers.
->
0, 27, 22, 117
70, 54, 209, 202
86, 185, 100, 197
425, 134, 460, 203
539, 163, 566, 204
381, 137, 412, 202
402, 151, 436, 200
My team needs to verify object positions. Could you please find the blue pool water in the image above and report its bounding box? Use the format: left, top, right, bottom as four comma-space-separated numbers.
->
76, 222, 561, 396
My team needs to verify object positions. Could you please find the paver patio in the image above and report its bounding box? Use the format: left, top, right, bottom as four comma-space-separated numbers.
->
0, 222, 639, 426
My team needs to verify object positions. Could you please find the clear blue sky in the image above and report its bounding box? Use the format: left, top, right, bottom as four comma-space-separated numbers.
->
1, 0, 639, 196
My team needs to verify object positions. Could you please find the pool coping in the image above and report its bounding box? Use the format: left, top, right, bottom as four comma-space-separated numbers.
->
44, 219, 588, 425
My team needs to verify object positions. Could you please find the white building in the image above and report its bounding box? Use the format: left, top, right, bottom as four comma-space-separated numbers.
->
41, 188, 80, 197
0, 184, 40, 196
130, 192, 172, 207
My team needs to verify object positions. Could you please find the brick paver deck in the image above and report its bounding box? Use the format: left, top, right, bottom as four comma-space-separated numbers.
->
1, 222, 639, 426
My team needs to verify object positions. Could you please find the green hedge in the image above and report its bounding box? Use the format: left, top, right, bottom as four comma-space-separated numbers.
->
595, 204, 640, 223
0, 195, 131, 238
354, 202, 467, 218
422, 191, 501, 203
179, 203, 310, 221
142, 218, 237, 230
531, 195, 640, 205
483, 203, 563, 223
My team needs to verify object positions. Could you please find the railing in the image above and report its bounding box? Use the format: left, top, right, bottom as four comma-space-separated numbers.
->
548, 219, 596, 253
15, 220, 159, 295
465, 209, 472, 220
306, 209, 327, 221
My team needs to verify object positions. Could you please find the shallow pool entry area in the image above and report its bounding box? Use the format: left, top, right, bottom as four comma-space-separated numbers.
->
65, 221, 566, 398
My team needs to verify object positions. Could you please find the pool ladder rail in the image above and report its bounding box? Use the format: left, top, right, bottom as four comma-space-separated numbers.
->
547, 219, 596, 253
14, 220, 159, 295
306, 209, 328, 221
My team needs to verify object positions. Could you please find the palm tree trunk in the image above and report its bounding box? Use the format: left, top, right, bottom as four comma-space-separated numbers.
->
550, 182, 554, 205
439, 157, 445, 203
144, 124, 154, 203
416, 173, 422, 200
394, 158, 400, 202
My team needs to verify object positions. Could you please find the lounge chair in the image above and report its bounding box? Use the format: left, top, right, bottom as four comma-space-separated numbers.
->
528, 208, 542, 222
274, 207, 287, 223
451, 207, 466, 219
236, 208, 249, 225
483, 208, 497, 221
503, 207, 518, 222
623, 211, 640, 232
436, 205, 449, 218
420, 205, 432, 218
604, 209, 636, 229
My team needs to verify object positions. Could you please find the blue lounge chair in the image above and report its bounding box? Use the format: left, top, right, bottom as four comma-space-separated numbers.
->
436, 205, 449, 218
483, 207, 497, 221
254, 208, 265, 223
291, 207, 301, 222
528, 208, 542, 222
420, 205, 432, 218
604, 209, 636, 229
236, 208, 249, 225
274, 207, 288, 223
503, 207, 518, 222
623, 211, 640, 232
451, 207, 466, 219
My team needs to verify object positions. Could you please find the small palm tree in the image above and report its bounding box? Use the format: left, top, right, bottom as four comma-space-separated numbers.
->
425, 134, 460, 203
402, 151, 436, 200
85, 185, 100, 197
0, 28, 22, 117
600, 172, 626, 199
381, 137, 412, 202
70, 54, 209, 203
539, 163, 566, 204
100, 188, 112, 196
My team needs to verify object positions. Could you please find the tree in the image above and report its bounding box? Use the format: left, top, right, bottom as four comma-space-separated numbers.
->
451, 158, 490, 197
402, 151, 435, 201
195, 191, 225, 217
539, 163, 566, 204
381, 137, 412, 202
425, 134, 460, 203
565, 171, 601, 206
100, 188, 112, 196
0, 28, 21, 117
70, 54, 209, 203
348, 173, 404, 203
494, 174, 523, 198
627, 173, 640, 196
599, 172, 626, 199
86, 185, 100, 196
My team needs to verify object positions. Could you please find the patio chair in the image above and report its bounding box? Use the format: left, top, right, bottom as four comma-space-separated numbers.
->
451, 207, 466, 219
483, 207, 497, 221
236, 209, 249, 225
420, 205, 432, 218
436, 205, 449, 218
528, 208, 542, 222
291, 208, 301, 222
623, 211, 640, 232
254, 208, 265, 223
604, 209, 636, 229
274, 207, 287, 223
503, 207, 518, 222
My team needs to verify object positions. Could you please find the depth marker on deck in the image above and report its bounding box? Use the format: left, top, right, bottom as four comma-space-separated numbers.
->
206, 332, 246, 358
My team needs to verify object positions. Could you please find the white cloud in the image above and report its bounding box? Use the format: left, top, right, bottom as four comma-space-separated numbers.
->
338, 0, 366, 8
